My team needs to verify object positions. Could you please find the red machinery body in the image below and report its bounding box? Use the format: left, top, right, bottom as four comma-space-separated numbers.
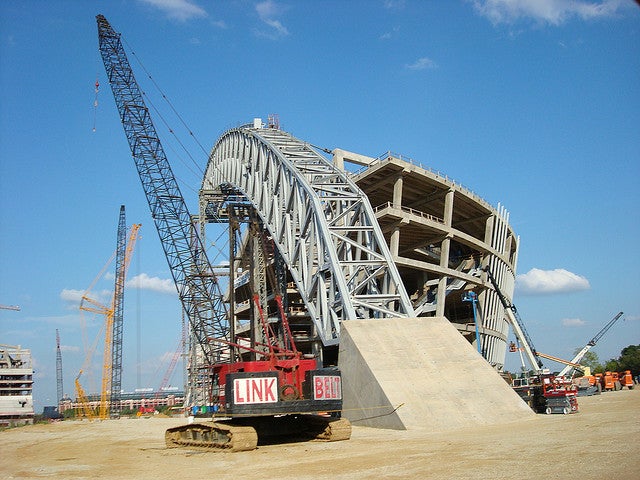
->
214, 359, 343, 417
541, 375, 579, 414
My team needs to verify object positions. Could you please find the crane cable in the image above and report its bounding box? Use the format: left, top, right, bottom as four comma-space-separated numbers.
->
120, 44, 237, 288
123, 39, 208, 178
92, 76, 99, 132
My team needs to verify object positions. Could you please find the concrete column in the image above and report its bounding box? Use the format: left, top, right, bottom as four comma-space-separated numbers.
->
436, 189, 454, 316
484, 215, 494, 246
392, 173, 403, 209
390, 225, 400, 258
390, 173, 403, 258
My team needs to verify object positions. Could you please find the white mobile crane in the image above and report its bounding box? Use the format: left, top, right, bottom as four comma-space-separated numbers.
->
557, 311, 624, 377
483, 267, 544, 373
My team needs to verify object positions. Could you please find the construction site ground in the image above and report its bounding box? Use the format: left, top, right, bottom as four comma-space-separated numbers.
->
2, 388, 638, 480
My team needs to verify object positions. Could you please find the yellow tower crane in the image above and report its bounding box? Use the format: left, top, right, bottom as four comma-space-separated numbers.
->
79, 222, 141, 420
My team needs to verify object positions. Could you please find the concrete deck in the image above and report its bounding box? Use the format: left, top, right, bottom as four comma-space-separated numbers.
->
338, 317, 534, 431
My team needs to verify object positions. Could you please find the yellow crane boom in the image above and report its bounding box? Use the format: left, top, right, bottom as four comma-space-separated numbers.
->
79, 222, 141, 420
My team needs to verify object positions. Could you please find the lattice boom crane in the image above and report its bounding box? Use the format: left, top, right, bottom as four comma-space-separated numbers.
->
96, 14, 351, 450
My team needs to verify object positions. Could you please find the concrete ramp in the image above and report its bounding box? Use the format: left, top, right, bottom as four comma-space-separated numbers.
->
338, 317, 534, 431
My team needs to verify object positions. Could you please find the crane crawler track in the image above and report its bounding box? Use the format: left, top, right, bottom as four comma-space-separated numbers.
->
165, 416, 351, 452
165, 422, 258, 452
306, 416, 352, 442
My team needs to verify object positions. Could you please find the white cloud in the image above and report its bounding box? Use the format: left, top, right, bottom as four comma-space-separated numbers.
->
380, 26, 400, 40
470, 0, 629, 26
255, 0, 290, 38
384, 0, 406, 9
406, 57, 438, 71
126, 273, 176, 295
516, 268, 590, 295
138, 0, 207, 21
562, 317, 586, 327
60, 345, 81, 353
62, 288, 112, 309
60, 289, 84, 303
211, 19, 227, 29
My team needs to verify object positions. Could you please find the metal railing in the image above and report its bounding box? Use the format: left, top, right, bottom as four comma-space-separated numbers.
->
373, 201, 445, 224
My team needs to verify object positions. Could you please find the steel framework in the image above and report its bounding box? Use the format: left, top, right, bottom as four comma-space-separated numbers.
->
202, 126, 415, 345
97, 14, 229, 406
56, 329, 63, 403
99, 14, 414, 407
110, 205, 127, 416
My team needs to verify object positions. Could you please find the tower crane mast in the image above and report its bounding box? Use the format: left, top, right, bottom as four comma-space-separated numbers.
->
111, 206, 135, 416
79, 209, 140, 420
56, 329, 63, 404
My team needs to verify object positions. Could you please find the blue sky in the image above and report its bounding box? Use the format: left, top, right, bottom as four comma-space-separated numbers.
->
1, 0, 638, 411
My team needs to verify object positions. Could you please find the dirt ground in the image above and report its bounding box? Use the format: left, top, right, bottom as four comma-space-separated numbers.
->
1, 389, 639, 480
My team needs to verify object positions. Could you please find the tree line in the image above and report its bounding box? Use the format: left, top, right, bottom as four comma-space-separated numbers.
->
579, 344, 640, 376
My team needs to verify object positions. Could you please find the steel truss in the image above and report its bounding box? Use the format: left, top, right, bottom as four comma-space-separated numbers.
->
97, 14, 229, 407
202, 126, 415, 345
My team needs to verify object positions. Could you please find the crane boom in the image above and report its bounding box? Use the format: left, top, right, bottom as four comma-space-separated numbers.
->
96, 15, 229, 402
484, 266, 543, 372
537, 352, 585, 369
558, 311, 624, 377
75, 370, 96, 420
79, 211, 140, 419
96, 17, 352, 452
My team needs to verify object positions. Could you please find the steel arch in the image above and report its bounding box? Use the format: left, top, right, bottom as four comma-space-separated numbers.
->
202, 125, 414, 345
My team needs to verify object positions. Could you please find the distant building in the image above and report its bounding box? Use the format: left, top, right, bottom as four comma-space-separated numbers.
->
0, 345, 34, 427
60, 389, 185, 416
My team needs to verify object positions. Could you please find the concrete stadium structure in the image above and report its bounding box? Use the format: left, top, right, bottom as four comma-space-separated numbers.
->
200, 122, 519, 372
345, 151, 519, 370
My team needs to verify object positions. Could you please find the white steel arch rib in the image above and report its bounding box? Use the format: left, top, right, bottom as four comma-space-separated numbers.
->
202, 125, 414, 345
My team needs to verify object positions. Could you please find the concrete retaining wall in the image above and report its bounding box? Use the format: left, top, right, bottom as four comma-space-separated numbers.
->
338, 317, 533, 431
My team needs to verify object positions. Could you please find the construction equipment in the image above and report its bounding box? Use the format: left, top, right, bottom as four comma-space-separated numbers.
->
536, 351, 585, 373
462, 291, 483, 355
79, 208, 140, 419
572, 372, 601, 396
600, 371, 618, 391
536, 375, 579, 415
484, 267, 544, 373
155, 338, 182, 398
56, 329, 64, 404
97, 14, 350, 451
534, 352, 603, 396
618, 370, 634, 390
557, 312, 624, 377
74, 370, 96, 420
511, 373, 579, 414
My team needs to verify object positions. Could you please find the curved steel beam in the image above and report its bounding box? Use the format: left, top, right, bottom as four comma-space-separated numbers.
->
203, 125, 414, 345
